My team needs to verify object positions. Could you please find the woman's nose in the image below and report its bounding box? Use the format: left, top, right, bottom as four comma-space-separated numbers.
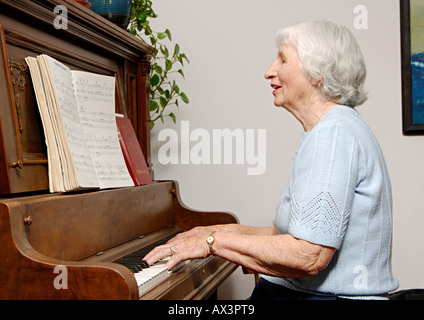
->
264, 60, 278, 80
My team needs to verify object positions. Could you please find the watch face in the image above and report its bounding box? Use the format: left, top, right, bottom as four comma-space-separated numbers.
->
207, 236, 214, 244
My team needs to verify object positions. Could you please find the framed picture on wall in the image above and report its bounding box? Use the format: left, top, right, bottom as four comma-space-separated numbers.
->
401, 0, 424, 134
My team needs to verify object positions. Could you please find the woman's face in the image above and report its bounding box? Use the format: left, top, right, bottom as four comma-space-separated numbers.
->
265, 44, 315, 109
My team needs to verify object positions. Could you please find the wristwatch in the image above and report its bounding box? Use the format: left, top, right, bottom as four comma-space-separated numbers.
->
206, 231, 217, 255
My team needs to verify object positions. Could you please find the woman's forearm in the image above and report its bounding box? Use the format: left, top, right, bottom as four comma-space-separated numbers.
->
215, 224, 278, 236
212, 232, 335, 279
182, 224, 277, 239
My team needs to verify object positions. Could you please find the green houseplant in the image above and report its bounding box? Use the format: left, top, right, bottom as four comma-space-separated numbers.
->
128, 0, 190, 129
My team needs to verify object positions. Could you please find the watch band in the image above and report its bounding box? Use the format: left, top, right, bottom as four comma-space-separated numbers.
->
206, 231, 217, 255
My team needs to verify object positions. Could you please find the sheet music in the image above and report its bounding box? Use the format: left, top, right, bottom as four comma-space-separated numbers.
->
25, 57, 63, 192
43, 55, 100, 190
71, 70, 134, 188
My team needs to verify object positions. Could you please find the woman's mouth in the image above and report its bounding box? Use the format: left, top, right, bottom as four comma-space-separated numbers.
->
271, 85, 282, 95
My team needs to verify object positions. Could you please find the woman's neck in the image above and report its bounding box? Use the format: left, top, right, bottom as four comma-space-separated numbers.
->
285, 98, 338, 132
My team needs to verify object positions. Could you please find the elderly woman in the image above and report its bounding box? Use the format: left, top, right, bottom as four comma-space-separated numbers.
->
144, 19, 398, 300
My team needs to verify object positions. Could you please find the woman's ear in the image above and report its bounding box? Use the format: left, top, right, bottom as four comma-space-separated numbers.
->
311, 76, 322, 87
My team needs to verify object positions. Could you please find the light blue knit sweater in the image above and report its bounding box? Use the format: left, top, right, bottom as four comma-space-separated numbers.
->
262, 105, 398, 299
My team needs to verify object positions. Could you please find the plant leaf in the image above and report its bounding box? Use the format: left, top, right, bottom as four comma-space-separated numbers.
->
165, 29, 172, 41
173, 84, 180, 94
149, 99, 159, 111
180, 92, 189, 103
150, 74, 160, 86
177, 69, 185, 79
173, 44, 180, 57
160, 45, 169, 58
169, 112, 176, 123
160, 96, 167, 108
165, 59, 173, 71
137, 13, 147, 23
154, 64, 163, 74
149, 35, 156, 46
181, 53, 190, 63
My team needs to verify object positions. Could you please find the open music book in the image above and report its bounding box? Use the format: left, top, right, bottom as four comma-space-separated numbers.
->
26, 54, 134, 192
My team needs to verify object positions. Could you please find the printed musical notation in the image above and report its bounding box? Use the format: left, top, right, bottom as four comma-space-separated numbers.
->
46, 58, 99, 188
35, 55, 133, 191
71, 70, 132, 188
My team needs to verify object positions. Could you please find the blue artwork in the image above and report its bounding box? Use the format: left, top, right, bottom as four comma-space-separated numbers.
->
411, 52, 424, 124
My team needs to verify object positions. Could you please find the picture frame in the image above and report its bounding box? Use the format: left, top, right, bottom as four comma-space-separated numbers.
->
400, 0, 424, 134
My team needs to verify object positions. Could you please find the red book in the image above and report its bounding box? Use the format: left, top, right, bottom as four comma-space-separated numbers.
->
116, 116, 153, 185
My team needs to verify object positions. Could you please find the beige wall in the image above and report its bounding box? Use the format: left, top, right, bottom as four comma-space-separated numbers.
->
148, 0, 424, 299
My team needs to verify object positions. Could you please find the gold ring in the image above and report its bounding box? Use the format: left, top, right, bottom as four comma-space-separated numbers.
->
170, 247, 174, 257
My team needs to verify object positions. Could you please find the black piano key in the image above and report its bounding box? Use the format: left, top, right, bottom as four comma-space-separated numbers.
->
120, 262, 142, 271
129, 266, 140, 273
115, 259, 146, 271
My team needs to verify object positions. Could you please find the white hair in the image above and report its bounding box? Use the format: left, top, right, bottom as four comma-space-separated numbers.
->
276, 20, 368, 107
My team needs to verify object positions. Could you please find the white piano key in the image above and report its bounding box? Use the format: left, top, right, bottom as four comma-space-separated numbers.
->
135, 258, 188, 296
135, 266, 170, 295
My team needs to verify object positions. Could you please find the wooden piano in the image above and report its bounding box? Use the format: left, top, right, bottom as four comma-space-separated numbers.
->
0, 0, 238, 299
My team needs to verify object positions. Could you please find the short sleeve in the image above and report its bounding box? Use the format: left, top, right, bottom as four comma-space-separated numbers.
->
288, 121, 361, 249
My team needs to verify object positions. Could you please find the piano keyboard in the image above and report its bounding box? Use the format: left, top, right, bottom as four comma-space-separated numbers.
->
114, 233, 185, 296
